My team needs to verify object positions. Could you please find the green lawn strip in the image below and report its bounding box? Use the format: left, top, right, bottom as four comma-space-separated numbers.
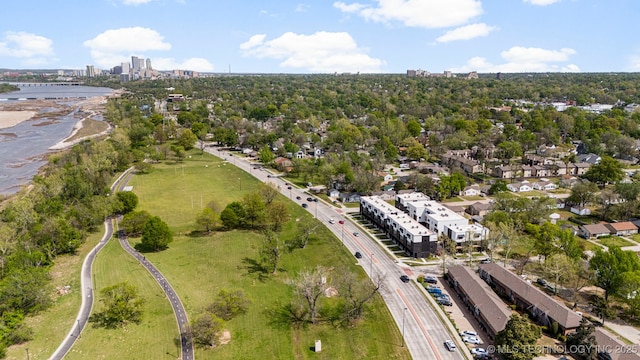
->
597, 236, 635, 248
6, 231, 102, 360
125, 151, 409, 359
64, 237, 177, 359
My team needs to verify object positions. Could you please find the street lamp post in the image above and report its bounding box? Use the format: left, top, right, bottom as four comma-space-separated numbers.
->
77, 319, 81, 338
401, 308, 407, 347
238, 178, 241, 191
26, 348, 29, 360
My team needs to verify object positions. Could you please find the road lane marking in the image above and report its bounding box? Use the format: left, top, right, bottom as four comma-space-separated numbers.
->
396, 288, 443, 360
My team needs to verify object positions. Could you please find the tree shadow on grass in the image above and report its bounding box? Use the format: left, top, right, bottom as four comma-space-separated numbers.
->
133, 243, 167, 253
239, 257, 269, 282
263, 302, 309, 330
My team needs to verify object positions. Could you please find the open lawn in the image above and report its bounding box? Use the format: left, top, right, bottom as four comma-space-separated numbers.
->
597, 236, 635, 248
108, 151, 408, 359
65, 238, 177, 360
6, 231, 103, 360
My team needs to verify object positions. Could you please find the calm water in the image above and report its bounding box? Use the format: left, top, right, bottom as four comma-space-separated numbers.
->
0, 85, 114, 195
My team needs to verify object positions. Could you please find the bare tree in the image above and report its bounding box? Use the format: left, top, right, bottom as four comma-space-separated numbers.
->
259, 182, 280, 205
335, 266, 385, 322
287, 266, 328, 324
259, 230, 283, 275
295, 222, 319, 249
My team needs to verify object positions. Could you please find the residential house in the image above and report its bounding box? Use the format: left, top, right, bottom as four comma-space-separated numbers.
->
532, 180, 558, 191
494, 165, 515, 179
478, 263, 582, 335
371, 190, 395, 201
339, 192, 361, 203
606, 222, 638, 236
273, 157, 293, 172
579, 223, 611, 239
440, 151, 483, 174
466, 202, 493, 217
560, 175, 579, 188
507, 181, 533, 193
462, 185, 481, 197
577, 153, 601, 164
532, 165, 552, 178
447, 266, 512, 339
327, 189, 340, 198
573, 162, 591, 176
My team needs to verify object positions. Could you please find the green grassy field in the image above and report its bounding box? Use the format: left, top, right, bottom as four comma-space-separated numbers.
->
65, 238, 178, 360
75, 151, 409, 360
597, 236, 635, 248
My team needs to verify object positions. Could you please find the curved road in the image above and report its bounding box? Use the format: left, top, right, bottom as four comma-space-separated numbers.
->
51, 169, 194, 360
207, 145, 470, 360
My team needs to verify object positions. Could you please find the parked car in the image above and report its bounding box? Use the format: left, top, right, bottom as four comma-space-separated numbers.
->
400, 275, 410, 283
462, 336, 481, 345
437, 298, 452, 306
444, 340, 457, 352
460, 330, 479, 337
354, 251, 362, 259
471, 348, 487, 356
427, 287, 442, 295
424, 275, 438, 284
436, 294, 450, 301
536, 278, 548, 287
480, 258, 492, 264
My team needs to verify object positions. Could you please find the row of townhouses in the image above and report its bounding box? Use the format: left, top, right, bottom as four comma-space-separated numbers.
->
359, 192, 489, 258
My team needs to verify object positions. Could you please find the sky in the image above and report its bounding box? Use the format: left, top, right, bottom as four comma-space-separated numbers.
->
1, 0, 639, 74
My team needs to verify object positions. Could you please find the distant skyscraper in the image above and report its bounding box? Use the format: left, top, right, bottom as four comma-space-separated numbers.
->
132, 56, 142, 71
121, 62, 130, 74
86, 65, 95, 77
146, 58, 152, 70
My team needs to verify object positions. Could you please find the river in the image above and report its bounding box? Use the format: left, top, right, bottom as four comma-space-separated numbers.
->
0, 85, 114, 195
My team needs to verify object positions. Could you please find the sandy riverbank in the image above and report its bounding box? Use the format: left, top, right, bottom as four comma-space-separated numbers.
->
0, 110, 37, 129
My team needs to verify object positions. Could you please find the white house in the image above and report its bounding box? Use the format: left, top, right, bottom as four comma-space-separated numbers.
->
570, 206, 591, 216
532, 180, 558, 191
462, 185, 481, 197
507, 181, 532, 193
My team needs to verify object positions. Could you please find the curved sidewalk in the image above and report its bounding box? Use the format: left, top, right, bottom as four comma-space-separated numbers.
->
117, 231, 194, 360
49, 219, 113, 360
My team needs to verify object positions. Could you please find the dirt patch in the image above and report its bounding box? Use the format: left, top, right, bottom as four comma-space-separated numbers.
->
219, 330, 231, 345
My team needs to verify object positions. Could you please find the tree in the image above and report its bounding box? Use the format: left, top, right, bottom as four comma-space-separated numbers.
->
565, 317, 598, 360
207, 289, 251, 321
140, 216, 173, 251
336, 266, 384, 322
495, 313, 542, 360
489, 180, 508, 195
196, 207, 219, 233
526, 222, 559, 263
190, 313, 224, 348
583, 156, 624, 186
259, 230, 283, 275
406, 119, 422, 137
220, 201, 245, 229
567, 181, 598, 207
89, 282, 145, 328
242, 192, 266, 228
177, 128, 198, 150
259, 182, 280, 205
617, 271, 640, 319
120, 210, 152, 237
544, 254, 574, 295
114, 191, 138, 214
589, 246, 640, 302
265, 201, 290, 232
258, 145, 275, 165
287, 266, 328, 324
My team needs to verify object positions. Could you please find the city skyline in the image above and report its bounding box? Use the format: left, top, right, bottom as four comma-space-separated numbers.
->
1, 0, 639, 74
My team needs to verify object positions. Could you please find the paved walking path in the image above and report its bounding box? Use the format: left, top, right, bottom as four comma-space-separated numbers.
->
51, 168, 194, 359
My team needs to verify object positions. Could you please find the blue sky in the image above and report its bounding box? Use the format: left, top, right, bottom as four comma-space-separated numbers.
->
1, 0, 638, 74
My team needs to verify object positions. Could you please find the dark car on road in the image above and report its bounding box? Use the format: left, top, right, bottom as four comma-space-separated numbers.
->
338, 220, 345, 224
306, 197, 313, 202
296, 196, 301, 200
302, 203, 308, 208
400, 275, 410, 283
355, 251, 362, 259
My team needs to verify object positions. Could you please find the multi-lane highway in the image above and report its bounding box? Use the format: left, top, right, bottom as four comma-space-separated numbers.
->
206, 145, 469, 360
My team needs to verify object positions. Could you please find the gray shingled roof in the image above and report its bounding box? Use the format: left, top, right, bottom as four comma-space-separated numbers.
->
594, 328, 640, 360
478, 263, 582, 330
448, 265, 512, 335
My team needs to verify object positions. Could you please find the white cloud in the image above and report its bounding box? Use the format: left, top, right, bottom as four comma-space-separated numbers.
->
152, 57, 214, 72
436, 23, 497, 43
83, 27, 171, 68
333, 0, 483, 29
240, 31, 385, 73
523, 0, 561, 5
629, 55, 640, 71
0, 31, 56, 65
121, 0, 153, 5
451, 46, 580, 73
